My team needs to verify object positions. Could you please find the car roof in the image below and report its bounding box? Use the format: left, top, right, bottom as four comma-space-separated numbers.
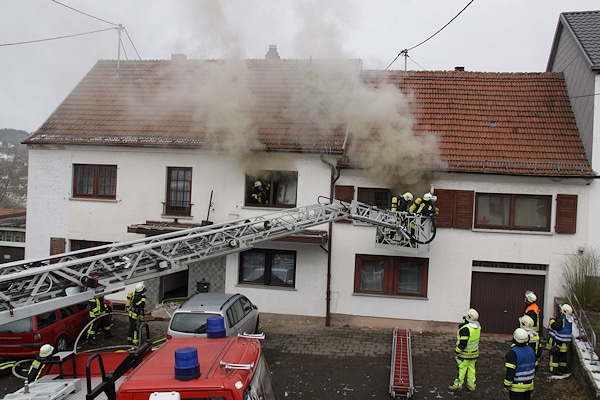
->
177, 293, 240, 311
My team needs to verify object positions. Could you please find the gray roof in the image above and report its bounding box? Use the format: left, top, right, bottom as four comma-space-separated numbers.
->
559, 10, 600, 70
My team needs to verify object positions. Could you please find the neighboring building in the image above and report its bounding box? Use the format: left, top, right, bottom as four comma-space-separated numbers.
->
0, 209, 26, 263
547, 10, 600, 250
23, 44, 595, 334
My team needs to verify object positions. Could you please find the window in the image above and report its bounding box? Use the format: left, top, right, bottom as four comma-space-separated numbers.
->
475, 193, 551, 231
354, 254, 428, 297
165, 167, 192, 216
73, 164, 117, 199
357, 187, 391, 208
245, 171, 297, 208
70, 239, 111, 255
239, 249, 296, 287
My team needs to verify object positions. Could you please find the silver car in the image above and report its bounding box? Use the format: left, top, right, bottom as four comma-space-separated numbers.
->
166, 292, 261, 338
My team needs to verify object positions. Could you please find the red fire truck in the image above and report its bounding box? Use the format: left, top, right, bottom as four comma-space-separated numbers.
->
4, 325, 278, 400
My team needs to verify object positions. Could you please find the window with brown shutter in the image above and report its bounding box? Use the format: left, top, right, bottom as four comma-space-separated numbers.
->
555, 194, 577, 234
432, 189, 474, 229
334, 185, 354, 223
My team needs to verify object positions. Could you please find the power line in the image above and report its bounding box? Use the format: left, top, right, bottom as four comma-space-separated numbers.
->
0, 28, 116, 47
52, 0, 119, 27
386, 0, 475, 70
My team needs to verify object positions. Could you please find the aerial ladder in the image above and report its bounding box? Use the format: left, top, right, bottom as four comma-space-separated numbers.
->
0, 197, 436, 324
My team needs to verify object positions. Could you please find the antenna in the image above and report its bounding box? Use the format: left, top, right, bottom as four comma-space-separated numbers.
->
116, 24, 123, 77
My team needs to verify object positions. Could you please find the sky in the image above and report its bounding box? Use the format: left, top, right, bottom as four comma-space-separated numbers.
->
1, 0, 599, 134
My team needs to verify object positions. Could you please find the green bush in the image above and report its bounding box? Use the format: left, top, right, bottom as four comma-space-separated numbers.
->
563, 247, 600, 311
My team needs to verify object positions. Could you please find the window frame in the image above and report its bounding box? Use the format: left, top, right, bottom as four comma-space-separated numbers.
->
354, 254, 428, 297
239, 248, 297, 288
474, 193, 551, 232
244, 171, 298, 208
357, 187, 391, 208
165, 167, 192, 217
72, 164, 117, 200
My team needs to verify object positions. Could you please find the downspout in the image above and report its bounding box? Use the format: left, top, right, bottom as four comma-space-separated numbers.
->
320, 153, 341, 327
319, 59, 361, 326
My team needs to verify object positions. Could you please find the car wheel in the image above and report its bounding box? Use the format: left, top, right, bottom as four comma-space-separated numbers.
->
56, 335, 69, 351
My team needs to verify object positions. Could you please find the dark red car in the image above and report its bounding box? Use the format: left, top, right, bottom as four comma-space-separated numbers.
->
0, 300, 110, 358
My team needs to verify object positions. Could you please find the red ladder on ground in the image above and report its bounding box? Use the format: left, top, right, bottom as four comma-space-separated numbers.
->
389, 328, 414, 398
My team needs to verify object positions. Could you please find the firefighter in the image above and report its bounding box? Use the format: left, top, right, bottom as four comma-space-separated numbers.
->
503, 328, 536, 399
127, 283, 147, 345
523, 290, 541, 334
414, 192, 438, 216
250, 180, 270, 205
546, 303, 573, 378
518, 315, 542, 371
391, 192, 413, 212
449, 308, 481, 392
86, 296, 112, 345
26, 344, 54, 382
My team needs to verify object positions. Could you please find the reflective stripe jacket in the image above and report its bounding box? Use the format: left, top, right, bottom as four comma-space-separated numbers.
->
128, 292, 146, 320
89, 297, 109, 318
549, 315, 573, 343
504, 344, 536, 392
455, 321, 481, 359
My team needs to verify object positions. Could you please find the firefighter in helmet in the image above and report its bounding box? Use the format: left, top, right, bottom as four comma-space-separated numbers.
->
524, 290, 541, 335
518, 315, 542, 371
127, 283, 146, 345
86, 296, 112, 345
250, 180, 270, 205
546, 303, 574, 377
391, 192, 413, 212
503, 328, 536, 398
413, 192, 438, 216
27, 344, 54, 382
449, 308, 481, 392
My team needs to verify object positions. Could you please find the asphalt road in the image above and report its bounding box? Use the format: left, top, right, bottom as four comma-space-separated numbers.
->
0, 314, 591, 400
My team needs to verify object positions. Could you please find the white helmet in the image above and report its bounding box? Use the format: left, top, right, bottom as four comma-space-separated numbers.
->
560, 304, 573, 317
423, 192, 433, 202
465, 308, 479, 323
254, 180, 262, 187
525, 290, 537, 303
135, 283, 145, 292
402, 192, 413, 202
519, 315, 534, 330
39, 344, 54, 358
513, 328, 529, 344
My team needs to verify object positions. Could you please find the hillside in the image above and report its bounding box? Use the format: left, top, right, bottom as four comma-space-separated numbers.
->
0, 129, 29, 209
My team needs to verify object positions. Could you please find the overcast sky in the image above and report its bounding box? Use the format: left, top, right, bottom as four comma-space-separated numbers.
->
1, 0, 599, 133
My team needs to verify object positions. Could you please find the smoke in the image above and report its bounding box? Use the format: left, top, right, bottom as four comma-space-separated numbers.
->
154, 1, 442, 193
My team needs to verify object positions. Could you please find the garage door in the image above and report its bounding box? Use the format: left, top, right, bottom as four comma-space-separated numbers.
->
470, 272, 545, 335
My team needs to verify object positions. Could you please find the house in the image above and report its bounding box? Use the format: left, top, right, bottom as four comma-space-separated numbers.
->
22, 44, 595, 334
547, 10, 600, 250
0, 208, 26, 263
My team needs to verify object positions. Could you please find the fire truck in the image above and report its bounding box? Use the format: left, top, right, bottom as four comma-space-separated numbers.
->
4, 324, 276, 400
0, 197, 434, 399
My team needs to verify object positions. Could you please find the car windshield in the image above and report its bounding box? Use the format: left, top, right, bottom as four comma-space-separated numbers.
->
0, 317, 33, 334
170, 312, 220, 334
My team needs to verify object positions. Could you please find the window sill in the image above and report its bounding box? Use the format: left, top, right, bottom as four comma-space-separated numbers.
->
69, 197, 118, 203
160, 214, 193, 220
471, 228, 552, 236
236, 283, 297, 291
352, 292, 427, 300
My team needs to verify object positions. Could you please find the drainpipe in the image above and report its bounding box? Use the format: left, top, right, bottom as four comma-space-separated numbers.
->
320, 153, 341, 327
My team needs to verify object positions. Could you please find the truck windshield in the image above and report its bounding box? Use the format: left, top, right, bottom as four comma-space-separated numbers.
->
244, 354, 278, 400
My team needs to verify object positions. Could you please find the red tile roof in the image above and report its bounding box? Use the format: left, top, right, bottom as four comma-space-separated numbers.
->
25, 59, 594, 178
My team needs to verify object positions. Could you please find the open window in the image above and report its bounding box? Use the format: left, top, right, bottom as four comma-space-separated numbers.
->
245, 171, 298, 208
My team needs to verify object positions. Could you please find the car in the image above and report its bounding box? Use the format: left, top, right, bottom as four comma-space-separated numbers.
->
0, 300, 111, 358
166, 293, 261, 339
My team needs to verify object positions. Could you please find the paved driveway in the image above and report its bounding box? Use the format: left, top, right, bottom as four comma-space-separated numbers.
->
261, 322, 589, 400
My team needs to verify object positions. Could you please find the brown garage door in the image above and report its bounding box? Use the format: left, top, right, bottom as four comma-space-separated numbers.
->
470, 272, 545, 335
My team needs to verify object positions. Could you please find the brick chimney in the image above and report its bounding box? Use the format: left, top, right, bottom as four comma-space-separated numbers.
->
265, 45, 280, 60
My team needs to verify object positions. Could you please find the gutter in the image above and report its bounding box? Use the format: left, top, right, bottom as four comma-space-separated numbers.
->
320, 153, 342, 327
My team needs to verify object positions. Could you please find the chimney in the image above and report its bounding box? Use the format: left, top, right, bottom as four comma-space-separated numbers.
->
265, 45, 280, 60
171, 54, 188, 62
454, 66, 465, 71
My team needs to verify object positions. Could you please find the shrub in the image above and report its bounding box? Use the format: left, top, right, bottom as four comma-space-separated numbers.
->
563, 247, 600, 311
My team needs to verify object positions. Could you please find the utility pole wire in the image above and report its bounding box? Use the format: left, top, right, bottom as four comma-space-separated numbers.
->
0, 28, 116, 47
386, 0, 475, 70
52, 0, 120, 27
